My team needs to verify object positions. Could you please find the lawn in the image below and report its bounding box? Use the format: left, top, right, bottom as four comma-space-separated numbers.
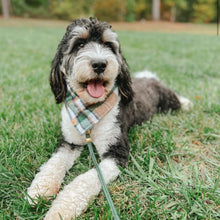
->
0, 19, 220, 219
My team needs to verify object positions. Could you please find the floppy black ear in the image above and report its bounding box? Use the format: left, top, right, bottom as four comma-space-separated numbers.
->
116, 55, 134, 104
49, 23, 75, 104
49, 58, 66, 104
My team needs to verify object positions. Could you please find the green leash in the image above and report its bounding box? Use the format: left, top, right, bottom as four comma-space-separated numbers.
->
86, 131, 120, 220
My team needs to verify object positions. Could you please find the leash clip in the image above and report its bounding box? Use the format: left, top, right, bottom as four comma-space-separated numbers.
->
86, 130, 92, 143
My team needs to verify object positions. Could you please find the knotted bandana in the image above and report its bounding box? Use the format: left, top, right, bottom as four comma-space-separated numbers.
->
65, 85, 118, 135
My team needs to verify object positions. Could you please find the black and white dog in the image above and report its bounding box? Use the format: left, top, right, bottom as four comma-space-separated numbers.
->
27, 17, 192, 219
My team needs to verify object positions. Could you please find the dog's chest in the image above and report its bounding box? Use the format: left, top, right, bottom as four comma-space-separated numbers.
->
61, 100, 121, 156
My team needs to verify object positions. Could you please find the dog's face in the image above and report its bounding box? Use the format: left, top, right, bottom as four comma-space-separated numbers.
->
50, 17, 133, 105
61, 22, 120, 105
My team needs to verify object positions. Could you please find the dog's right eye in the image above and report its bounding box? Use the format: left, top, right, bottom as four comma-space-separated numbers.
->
78, 43, 85, 49
72, 39, 87, 52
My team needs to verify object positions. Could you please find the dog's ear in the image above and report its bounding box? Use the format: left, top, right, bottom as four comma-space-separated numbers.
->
49, 58, 66, 104
116, 54, 134, 104
49, 24, 74, 104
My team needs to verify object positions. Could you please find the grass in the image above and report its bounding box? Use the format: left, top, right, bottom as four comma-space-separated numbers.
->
0, 19, 220, 219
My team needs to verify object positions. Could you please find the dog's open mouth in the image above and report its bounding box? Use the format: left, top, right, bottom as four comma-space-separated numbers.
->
83, 79, 107, 98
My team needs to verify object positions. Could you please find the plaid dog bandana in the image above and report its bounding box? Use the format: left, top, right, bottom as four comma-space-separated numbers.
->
65, 85, 118, 135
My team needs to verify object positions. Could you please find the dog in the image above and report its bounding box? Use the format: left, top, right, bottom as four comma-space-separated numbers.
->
27, 17, 192, 219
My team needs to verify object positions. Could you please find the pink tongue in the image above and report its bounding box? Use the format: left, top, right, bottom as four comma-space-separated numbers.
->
87, 81, 105, 98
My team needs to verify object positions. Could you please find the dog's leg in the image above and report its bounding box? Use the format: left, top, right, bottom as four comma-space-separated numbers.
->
27, 141, 82, 204
44, 158, 120, 220
152, 80, 193, 113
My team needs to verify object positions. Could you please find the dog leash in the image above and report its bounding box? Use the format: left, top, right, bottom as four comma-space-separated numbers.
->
86, 130, 120, 220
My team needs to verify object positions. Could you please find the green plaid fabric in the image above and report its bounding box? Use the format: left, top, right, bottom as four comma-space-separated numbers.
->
65, 85, 118, 135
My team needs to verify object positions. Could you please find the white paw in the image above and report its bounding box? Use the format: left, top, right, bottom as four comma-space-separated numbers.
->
44, 159, 120, 220
178, 96, 193, 111
26, 147, 81, 205
26, 170, 61, 204
44, 169, 101, 220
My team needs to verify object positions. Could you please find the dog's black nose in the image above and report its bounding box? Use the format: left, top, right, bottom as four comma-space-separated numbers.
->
91, 60, 107, 75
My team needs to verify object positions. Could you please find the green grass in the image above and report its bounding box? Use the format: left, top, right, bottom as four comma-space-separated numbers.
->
0, 22, 220, 220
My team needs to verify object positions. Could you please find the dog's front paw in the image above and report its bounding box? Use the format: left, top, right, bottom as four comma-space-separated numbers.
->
27, 171, 61, 204
44, 197, 81, 220
44, 169, 101, 220
27, 147, 81, 205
